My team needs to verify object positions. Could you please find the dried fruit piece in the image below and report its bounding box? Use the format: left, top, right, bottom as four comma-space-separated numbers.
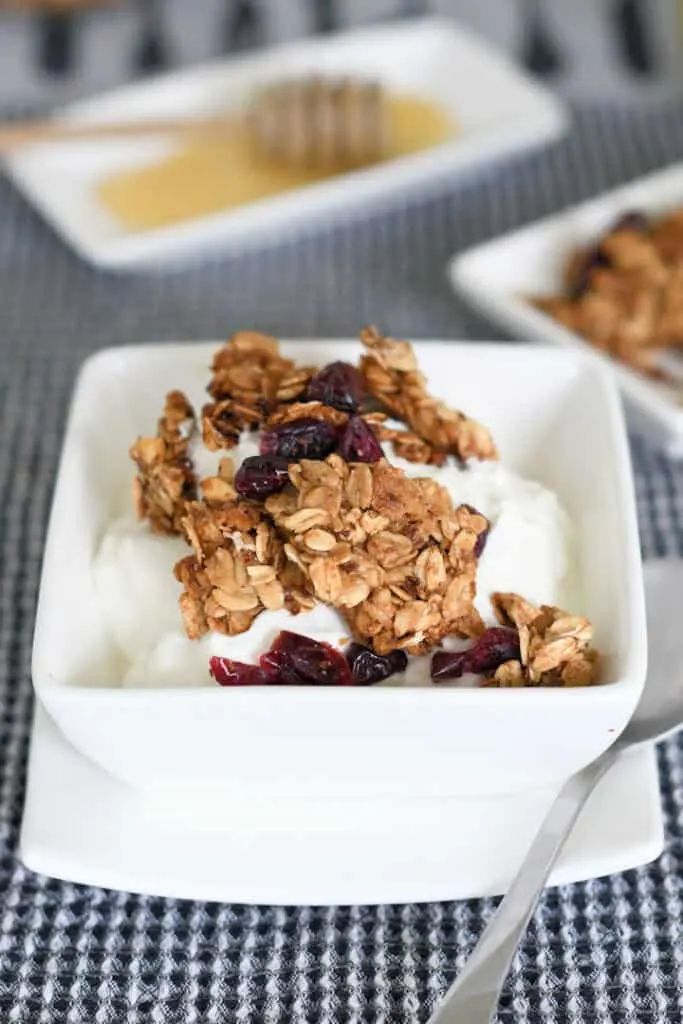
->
431, 627, 521, 682
260, 631, 353, 685
210, 657, 275, 686
338, 416, 383, 463
260, 418, 338, 460
234, 455, 292, 498
346, 643, 408, 685
305, 361, 365, 412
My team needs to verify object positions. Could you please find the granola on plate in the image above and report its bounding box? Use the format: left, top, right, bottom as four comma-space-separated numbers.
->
530, 209, 683, 381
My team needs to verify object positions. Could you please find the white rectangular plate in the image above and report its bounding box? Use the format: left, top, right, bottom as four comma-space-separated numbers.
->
4, 18, 567, 269
20, 701, 662, 905
449, 163, 683, 457
25, 558, 683, 904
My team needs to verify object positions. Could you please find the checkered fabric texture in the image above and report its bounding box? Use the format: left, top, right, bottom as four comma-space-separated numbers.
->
2, 102, 683, 1022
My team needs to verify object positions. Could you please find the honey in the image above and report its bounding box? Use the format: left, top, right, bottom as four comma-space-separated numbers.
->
97, 95, 454, 233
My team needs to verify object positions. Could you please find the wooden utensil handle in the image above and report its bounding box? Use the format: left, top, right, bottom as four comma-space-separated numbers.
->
0, 115, 237, 152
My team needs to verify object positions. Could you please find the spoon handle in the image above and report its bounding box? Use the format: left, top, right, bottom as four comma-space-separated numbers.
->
427, 747, 619, 1024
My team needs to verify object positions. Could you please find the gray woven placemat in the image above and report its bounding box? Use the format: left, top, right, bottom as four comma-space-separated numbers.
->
2, 102, 683, 1022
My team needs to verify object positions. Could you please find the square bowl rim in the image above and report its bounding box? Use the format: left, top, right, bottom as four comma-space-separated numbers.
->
32, 338, 647, 704
447, 161, 683, 437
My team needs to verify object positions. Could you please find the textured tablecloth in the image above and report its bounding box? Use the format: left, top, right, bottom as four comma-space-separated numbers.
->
1, 0, 681, 106
2, 102, 683, 1022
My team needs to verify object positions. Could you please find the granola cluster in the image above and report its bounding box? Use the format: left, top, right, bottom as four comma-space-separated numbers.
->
360, 326, 498, 461
265, 455, 488, 654
484, 592, 599, 688
175, 477, 314, 640
130, 390, 197, 534
202, 331, 315, 450
128, 327, 602, 684
531, 209, 683, 377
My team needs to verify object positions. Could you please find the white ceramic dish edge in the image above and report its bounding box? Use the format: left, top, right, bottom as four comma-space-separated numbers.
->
21, 701, 663, 904
32, 340, 647, 800
4, 18, 568, 269
448, 162, 683, 457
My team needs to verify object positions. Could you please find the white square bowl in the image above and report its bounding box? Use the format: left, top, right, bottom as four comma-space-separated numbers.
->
4, 17, 567, 270
449, 163, 683, 458
32, 340, 646, 799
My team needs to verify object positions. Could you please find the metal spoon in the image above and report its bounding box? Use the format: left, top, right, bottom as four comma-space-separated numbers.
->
427, 559, 682, 1024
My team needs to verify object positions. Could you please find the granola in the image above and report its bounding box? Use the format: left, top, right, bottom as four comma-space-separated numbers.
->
265, 455, 488, 654
127, 328, 603, 685
359, 326, 498, 461
130, 390, 197, 535
531, 209, 683, 378
265, 400, 348, 430
484, 592, 599, 687
202, 331, 306, 450
370, 421, 446, 466
175, 484, 313, 640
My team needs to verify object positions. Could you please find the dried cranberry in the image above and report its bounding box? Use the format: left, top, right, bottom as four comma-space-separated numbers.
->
260, 418, 338, 460
210, 657, 275, 686
260, 631, 354, 686
234, 455, 291, 498
306, 361, 365, 413
346, 644, 408, 685
611, 211, 649, 234
338, 416, 383, 463
431, 627, 520, 682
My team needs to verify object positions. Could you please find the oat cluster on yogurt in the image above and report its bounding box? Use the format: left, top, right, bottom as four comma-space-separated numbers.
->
128, 328, 600, 687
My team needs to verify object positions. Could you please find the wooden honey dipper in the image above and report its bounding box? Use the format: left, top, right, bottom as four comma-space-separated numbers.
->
0, 77, 389, 169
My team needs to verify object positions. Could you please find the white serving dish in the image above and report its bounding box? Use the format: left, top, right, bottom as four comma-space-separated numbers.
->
20, 701, 663, 904
3, 18, 567, 270
25, 559, 682, 904
449, 163, 683, 458
32, 340, 646, 799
